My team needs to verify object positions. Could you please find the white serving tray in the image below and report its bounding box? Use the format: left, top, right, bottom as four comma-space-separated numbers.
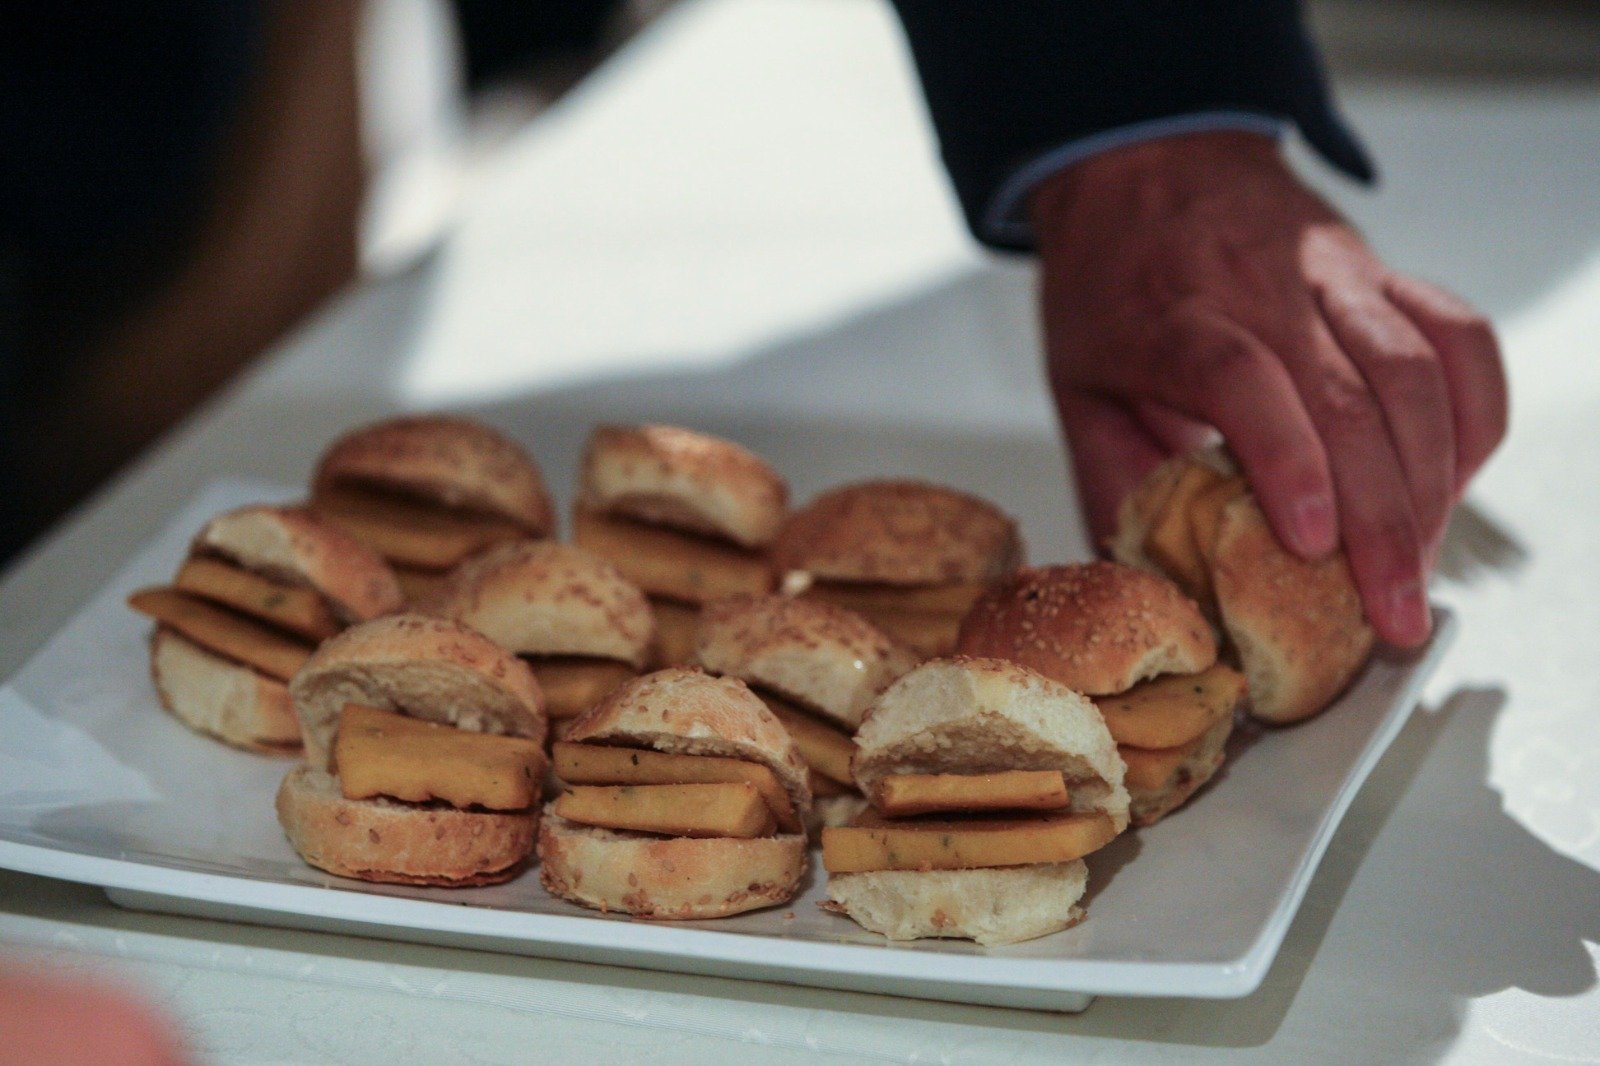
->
0, 480, 1454, 1012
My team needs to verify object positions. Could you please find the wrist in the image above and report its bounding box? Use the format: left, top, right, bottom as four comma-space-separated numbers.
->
1028, 130, 1284, 239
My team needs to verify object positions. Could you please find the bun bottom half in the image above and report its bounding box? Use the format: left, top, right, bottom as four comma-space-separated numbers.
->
537, 809, 805, 919
276, 766, 536, 886
1127, 714, 1233, 828
150, 628, 303, 754
823, 862, 1088, 946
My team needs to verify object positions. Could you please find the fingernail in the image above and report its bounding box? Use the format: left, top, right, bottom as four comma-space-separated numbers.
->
1291, 497, 1337, 557
1389, 579, 1431, 646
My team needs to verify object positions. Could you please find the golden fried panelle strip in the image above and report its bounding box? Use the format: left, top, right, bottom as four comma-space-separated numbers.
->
1144, 461, 1226, 601
757, 692, 856, 785
128, 588, 312, 681
530, 659, 637, 720
313, 483, 524, 570
333, 704, 541, 810
174, 556, 341, 642
552, 742, 799, 832
1119, 742, 1199, 792
871, 771, 1069, 818
1095, 663, 1245, 749
649, 598, 701, 666
821, 811, 1116, 874
572, 507, 772, 604
1188, 476, 1248, 563
554, 782, 776, 838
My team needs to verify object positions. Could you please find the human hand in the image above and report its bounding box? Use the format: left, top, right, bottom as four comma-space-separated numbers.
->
0, 965, 191, 1066
1029, 131, 1507, 647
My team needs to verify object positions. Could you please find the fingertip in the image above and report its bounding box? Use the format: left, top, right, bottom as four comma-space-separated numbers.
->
1379, 577, 1432, 648
1289, 495, 1338, 559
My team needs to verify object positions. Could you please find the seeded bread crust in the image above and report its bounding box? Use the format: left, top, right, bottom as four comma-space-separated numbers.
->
276, 766, 535, 886
433, 541, 654, 667
193, 505, 403, 624
1209, 497, 1375, 724
565, 667, 811, 824
537, 810, 806, 918
150, 628, 302, 754
955, 562, 1215, 696
772, 480, 1022, 586
854, 656, 1130, 834
823, 863, 1088, 946
693, 594, 917, 730
578, 424, 788, 548
288, 613, 546, 772
313, 414, 555, 534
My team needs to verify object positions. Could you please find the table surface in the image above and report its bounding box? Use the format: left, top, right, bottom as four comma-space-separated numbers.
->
4, 1, 1598, 1062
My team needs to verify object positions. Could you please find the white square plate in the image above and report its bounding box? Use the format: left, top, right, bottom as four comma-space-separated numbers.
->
0, 479, 1454, 1012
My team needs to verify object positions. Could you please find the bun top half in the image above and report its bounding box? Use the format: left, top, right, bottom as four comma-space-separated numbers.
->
432, 541, 654, 667
854, 656, 1129, 832
289, 613, 545, 771
693, 594, 917, 730
194, 505, 403, 623
578, 424, 788, 548
956, 562, 1214, 695
313, 415, 555, 535
566, 666, 811, 823
772, 480, 1021, 586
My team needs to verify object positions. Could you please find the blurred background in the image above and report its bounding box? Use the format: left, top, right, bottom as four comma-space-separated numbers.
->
2, 0, 1597, 565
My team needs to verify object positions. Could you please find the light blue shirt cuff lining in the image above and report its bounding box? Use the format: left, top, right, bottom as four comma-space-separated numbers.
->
981, 111, 1288, 247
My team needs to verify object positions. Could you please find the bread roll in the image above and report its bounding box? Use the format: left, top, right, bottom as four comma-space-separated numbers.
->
432, 540, 654, 667
564, 667, 810, 823
772, 480, 1022, 586
288, 613, 545, 772
1209, 496, 1375, 724
150, 629, 302, 754
693, 594, 917, 731
276, 766, 536, 886
824, 862, 1088, 946
537, 812, 806, 919
854, 656, 1129, 832
578, 424, 787, 548
313, 414, 554, 534
955, 562, 1215, 696
193, 505, 403, 623
540, 667, 811, 918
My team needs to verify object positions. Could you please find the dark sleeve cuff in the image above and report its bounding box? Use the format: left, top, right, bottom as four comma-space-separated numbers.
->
889, 0, 1375, 252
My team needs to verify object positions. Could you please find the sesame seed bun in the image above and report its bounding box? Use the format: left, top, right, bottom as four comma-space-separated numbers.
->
853, 656, 1129, 833
149, 628, 302, 754
312, 415, 554, 534
824, 862, 1088, 946
563, 667, 810, 822
692, 594, 917, 731
1209, 496, 1375, 724
193, 505, 403, 624
432, 541, 655, 668
955, 562, 1216, 696
543, 667, 812, 918
772, 480, 1022, 586
578, 424, 788, 548
287, 613, 546, 772
277, 766, 535, 887
537, 812, 806, 919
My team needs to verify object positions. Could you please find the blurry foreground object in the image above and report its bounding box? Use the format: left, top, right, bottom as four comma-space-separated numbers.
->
0, 963, 192, 1066
0, 2, 364, 562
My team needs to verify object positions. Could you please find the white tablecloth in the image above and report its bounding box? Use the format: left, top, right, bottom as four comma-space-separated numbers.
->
3, 1, 1598, 1061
